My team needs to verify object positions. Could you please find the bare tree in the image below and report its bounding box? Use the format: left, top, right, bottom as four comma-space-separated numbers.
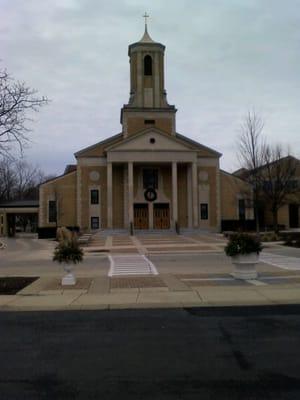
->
0, 157, 54, 202
0, 68, 48, 157
13, 160, 40, 200
237, 110, 266, 232
0, 157, 17, 201
261, 146, 299, 232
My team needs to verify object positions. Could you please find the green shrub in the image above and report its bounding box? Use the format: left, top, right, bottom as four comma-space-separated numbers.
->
225, 233, 262, 257
53, 235, 83, 265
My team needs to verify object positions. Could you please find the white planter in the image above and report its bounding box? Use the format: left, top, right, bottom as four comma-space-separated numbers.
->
231, 253, 259, 280
61, 263, 76, 286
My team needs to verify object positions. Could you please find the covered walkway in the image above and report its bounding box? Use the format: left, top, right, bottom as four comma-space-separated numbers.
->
0, 200, 39, 237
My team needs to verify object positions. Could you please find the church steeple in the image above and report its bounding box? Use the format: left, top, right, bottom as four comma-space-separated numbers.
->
121, 16, 176, 137
139, 12, 155, 43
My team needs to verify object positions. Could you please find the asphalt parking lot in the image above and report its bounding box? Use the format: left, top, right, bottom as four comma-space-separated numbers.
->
1, 306, 300, 399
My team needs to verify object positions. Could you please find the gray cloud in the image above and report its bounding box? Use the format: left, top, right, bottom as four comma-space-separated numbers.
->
1, 0, 300, 174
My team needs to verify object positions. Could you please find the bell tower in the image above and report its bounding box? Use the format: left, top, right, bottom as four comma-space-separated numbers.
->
121, 14, 177, 137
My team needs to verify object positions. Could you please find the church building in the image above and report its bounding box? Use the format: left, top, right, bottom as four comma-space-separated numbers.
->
36, 23, 252, 235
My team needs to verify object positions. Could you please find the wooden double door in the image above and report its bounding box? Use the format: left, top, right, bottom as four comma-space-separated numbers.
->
153, 203, 170, 229
134, 204, 149, 229
133, 203, 170, 230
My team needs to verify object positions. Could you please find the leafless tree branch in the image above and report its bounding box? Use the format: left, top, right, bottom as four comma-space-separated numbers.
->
0, 68, 48, 157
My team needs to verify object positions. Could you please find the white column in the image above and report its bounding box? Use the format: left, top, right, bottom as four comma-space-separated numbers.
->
192, 162, 198, 228
107, 162, 113, 229
172, 162, 178, 228
128, 162, 134, 226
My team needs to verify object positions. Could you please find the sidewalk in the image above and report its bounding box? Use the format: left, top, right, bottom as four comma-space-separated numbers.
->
1, 271, 300, 311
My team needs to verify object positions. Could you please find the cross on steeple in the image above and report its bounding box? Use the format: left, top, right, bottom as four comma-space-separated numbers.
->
143, 12, 149, 27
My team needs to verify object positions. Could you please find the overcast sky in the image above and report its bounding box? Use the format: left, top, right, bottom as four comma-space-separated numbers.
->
2, 0, 300, 175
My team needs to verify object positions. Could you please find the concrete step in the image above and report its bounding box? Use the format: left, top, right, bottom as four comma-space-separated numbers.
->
108, 254, 158, 277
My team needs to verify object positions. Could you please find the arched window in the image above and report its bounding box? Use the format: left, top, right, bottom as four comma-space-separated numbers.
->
144, 55, 152, 76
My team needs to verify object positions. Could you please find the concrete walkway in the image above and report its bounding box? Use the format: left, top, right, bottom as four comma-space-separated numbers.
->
261, 252, 300, 270
87, 232, 226, 254
1, 270, 300, 311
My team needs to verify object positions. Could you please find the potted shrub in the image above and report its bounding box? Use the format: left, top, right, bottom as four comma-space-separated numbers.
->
53, 229, 83, 285
225, 233, 262, 280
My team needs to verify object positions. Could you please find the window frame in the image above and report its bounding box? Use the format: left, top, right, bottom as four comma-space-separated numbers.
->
144, 55, 153, 76
90, 189, 99, 205
238, 199, 246, 221
143, 168, 158, 189
200, 203, 208, 220
144, 119, 155, 125
90, 216, 100, 230
48, 200, 57, 223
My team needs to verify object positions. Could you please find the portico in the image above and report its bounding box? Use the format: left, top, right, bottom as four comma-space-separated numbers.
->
104, 126, 202, 230
106, 159, 200, 230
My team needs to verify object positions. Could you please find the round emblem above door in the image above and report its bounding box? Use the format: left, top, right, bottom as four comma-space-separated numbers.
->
89, 171, 100, 181
144, 188, 157, 202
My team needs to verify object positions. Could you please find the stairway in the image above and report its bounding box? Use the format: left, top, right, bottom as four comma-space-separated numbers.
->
108, 254, 158, 276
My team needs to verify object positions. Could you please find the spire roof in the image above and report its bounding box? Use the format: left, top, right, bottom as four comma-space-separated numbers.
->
128, 14, 165, 55
139, 25, 156, 44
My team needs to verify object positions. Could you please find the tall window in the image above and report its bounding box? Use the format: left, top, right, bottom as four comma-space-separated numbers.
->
48, 200, 57, 223
90, 189, 99, 205
238, 199, 246, 220
200, 203, 208, 220
144, 55, 152, 76
143, 169, 158, 189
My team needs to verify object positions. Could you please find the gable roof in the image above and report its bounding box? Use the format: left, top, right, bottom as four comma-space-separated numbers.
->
64, 164, 77, 174
74, 132, 123, 158
39, 169, 76, 187
106, 127, 196, 152
220, 169, 248, 183
233, 155, 300, 178
73, 128, 222, 159
176, 133, 222, 158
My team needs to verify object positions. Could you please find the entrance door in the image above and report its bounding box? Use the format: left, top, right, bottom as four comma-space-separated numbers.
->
289, 204, 299, 228
153, 203, 170, 229
7, 214, 16, 237
134, 204, 149, 229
